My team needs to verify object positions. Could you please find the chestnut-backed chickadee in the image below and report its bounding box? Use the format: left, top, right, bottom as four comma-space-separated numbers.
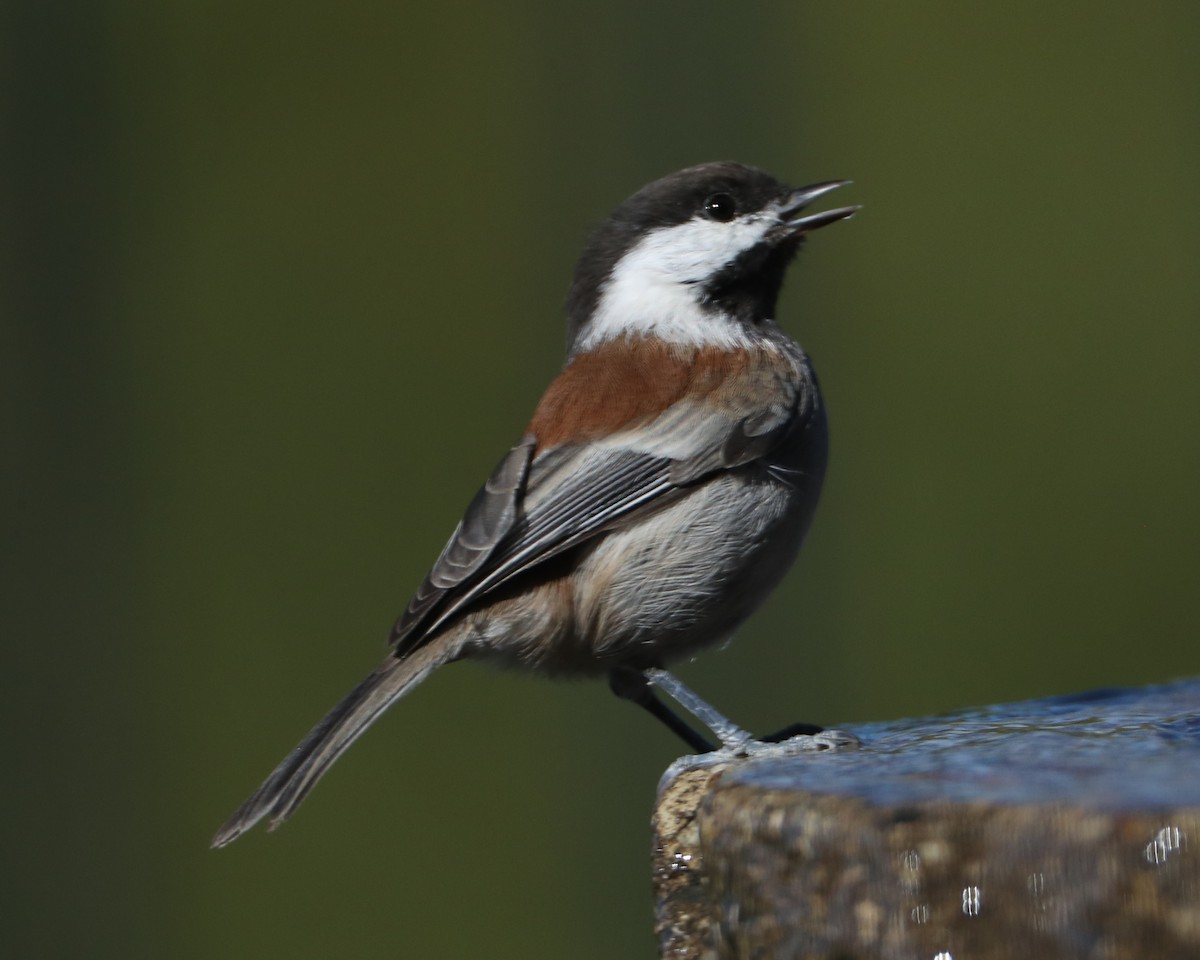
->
212, 162, 857, 847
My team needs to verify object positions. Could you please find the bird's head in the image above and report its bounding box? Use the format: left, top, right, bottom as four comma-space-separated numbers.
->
566, 162, 857, 355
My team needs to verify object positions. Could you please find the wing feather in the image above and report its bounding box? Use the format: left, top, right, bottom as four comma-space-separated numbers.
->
391, 445, 679, 652
391, 389, 804, 655
393, 440, 533, 645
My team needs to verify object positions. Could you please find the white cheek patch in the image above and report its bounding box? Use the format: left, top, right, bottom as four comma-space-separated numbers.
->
629, 215, 772, 283
578, 215, 775, 351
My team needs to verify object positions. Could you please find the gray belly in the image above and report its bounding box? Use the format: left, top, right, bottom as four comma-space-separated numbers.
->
578, 398, 827, 667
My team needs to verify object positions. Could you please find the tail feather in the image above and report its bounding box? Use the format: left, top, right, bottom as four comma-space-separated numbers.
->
212, 642, 454, 847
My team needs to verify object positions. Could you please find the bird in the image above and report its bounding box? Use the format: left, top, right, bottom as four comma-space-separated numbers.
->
212, 161, 857, 847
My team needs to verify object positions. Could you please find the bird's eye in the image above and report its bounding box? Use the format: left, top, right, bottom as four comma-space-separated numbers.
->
702, 193, 738, 222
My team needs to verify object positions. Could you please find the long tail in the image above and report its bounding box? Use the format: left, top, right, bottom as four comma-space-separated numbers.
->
212, 641, 455, 847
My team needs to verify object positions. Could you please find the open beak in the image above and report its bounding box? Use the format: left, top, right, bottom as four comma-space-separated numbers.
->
777, 180, 859, 234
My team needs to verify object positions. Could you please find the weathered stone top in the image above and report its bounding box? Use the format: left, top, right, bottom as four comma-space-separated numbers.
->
727, 677, 1200, 809
652, 678, 1200, 960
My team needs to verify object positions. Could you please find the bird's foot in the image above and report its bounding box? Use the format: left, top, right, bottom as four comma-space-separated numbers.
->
642, 667, 861, 786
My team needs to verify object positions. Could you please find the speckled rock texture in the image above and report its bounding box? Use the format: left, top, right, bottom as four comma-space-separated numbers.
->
652, 679, 1200, 959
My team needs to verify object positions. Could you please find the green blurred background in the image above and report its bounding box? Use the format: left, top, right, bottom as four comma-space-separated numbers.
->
6, 2, 1199, 957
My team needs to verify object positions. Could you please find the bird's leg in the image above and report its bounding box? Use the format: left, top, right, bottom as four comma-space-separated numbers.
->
646, 666, 863, 769
613, 667, 849, 758
645, 669, 827, 742
642, 668, 757, 748
608, 667, 717, 753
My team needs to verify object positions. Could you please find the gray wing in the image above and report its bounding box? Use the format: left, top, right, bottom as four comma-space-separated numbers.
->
668, 401, 798, 485
389, 404, 800, 655
392, 438, 535, 648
